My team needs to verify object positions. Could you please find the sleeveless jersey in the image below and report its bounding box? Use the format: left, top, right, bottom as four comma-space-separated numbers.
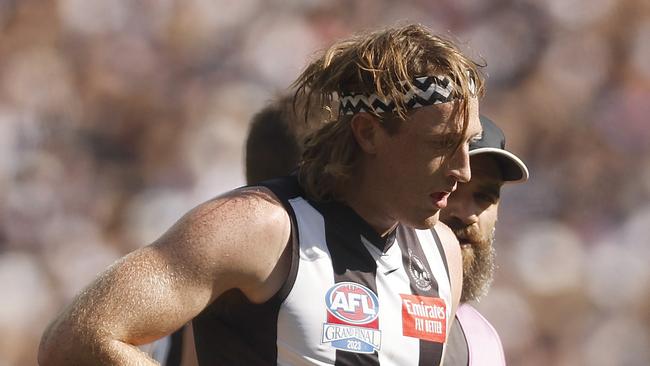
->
192, 176, 453, 365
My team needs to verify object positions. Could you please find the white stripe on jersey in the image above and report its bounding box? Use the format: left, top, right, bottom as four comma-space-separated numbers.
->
416, 229, 452, 334
277, 197, 336, 365
372, 238, 423, 366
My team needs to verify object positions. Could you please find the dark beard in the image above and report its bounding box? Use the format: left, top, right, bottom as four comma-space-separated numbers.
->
453, 225, 496, 303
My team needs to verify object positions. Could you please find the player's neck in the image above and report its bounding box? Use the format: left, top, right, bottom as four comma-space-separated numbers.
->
341, 177, 398, 237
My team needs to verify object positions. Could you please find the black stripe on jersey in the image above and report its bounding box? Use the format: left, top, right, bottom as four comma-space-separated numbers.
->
431, 229, 449, 278
192, 176, 302, 365
257, 176, 302, 302
314, 200, 382, 366
396, 226, 444, 366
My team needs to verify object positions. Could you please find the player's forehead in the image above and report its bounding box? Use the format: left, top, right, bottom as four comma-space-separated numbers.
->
463, 97, 481, 136
408, 98, 480, 136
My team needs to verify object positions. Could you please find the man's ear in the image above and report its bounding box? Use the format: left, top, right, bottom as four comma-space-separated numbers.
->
350, 112, 382, 154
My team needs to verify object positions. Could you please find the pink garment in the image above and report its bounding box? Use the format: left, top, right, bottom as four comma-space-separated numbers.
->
455, 303, 506, 365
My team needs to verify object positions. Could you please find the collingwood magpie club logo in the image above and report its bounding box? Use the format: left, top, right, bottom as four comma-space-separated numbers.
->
408, 248, 432, 291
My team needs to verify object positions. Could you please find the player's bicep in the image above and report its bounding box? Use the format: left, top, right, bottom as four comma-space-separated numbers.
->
151, 187, 292, 302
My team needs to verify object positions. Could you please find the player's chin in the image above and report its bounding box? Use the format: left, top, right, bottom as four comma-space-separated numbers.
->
407, 212, 440, 230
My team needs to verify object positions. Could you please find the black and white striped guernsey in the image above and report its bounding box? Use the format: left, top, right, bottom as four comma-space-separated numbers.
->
192, 176, 452, 365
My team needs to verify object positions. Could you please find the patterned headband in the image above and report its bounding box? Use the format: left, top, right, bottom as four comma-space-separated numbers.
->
338, 75, 472, 116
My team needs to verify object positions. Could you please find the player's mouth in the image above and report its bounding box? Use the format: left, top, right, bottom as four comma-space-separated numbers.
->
430, 192, 450, 209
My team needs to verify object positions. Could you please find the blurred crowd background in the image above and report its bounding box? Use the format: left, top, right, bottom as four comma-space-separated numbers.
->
1, 0, 649, 365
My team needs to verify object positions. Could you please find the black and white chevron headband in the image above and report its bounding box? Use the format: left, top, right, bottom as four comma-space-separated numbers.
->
339, 75, 473, 116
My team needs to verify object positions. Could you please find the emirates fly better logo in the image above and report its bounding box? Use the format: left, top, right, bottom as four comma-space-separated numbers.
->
321, 282, 382, 353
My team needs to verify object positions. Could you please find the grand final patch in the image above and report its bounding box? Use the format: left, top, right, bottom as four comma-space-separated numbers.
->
321, 282, 381, 354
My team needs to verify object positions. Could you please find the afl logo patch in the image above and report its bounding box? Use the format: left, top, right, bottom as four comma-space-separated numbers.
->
322, 282, 382, 354
408, 248, 432, 291
325, 282, 379, 325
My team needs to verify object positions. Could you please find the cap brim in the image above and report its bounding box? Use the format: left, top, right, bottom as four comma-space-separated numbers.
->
469, 147, 529, 183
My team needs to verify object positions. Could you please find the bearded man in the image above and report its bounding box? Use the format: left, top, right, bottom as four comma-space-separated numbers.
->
441, 116, 530, 365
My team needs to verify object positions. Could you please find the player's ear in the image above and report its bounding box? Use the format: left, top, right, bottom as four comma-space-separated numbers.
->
350, 112, 381, 154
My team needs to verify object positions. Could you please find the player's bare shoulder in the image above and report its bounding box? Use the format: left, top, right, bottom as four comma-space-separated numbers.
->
432, 221, 459, 247
432, 220, 462, 319
153, 185, 292, 303
432, 221, 461, 275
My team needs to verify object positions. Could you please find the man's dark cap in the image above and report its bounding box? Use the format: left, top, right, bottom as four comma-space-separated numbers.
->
469, 116, 529, 183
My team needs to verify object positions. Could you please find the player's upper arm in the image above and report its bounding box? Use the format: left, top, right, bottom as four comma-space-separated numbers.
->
434, 222, 462, 323
39, 186, 291, 363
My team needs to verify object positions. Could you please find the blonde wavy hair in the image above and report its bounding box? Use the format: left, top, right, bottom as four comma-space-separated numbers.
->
293, 23, 485, 202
